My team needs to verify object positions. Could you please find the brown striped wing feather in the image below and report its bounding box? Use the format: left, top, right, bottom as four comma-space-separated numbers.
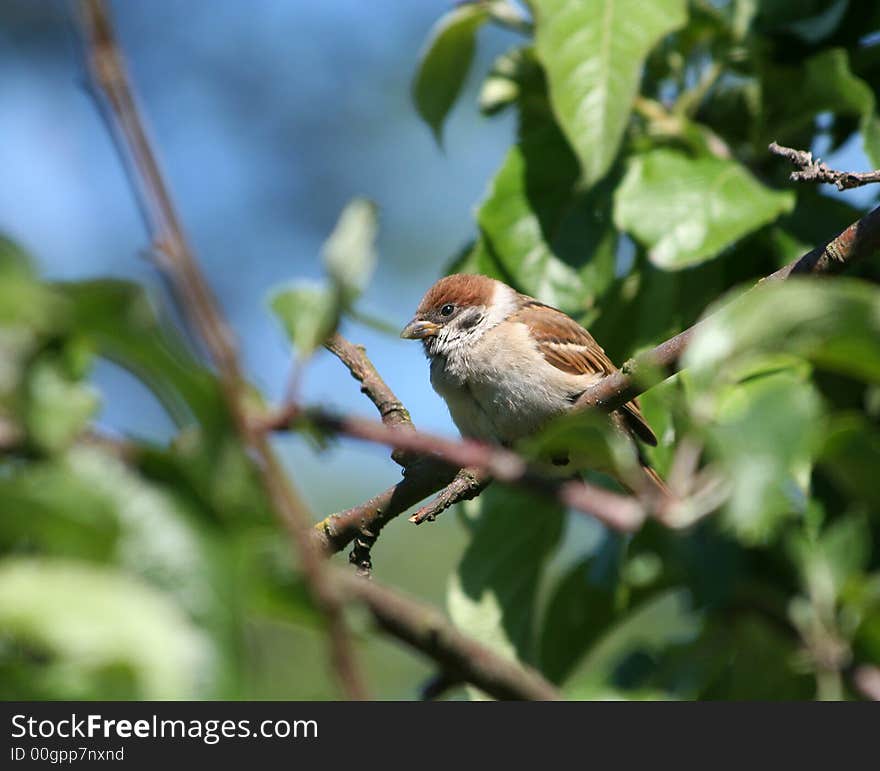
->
511, 299, 658, 446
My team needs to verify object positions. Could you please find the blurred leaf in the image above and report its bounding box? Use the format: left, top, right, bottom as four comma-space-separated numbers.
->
819, 414, 880, 508
60, 280, 225, 430
707, 369, 824, 544
24, 358, 99, 453
0, 458, 120, 560
532, 0, 688, 187
562, 588, 700, 696
412, 3, 488, 143
270, 282, 340, 359
519, 408, 639, 482
448, 486, 564, 693
322, 197, 378, 303
0, 238, 64, 333
676, 614, 811, 700
0, 557, 211, 699
237, 531, 322, 629
790, 509, 872, 603
479, 47, 530, 115
0, 446, 219, 618
614, 149, 794, 269
684, 279, 880, 386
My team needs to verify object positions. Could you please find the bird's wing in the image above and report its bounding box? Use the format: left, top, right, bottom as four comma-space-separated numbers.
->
510, 299, 658, 446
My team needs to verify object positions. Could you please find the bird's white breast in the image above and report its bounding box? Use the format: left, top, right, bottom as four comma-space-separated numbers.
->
430, 319, 600, 444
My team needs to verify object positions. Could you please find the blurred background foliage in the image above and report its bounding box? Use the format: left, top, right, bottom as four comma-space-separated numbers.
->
1, 0, 879, 700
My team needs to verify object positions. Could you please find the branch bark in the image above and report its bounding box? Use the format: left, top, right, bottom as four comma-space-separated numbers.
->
335, 569, 561, 700
77, 0, 367, 700
770, 141, 880, 191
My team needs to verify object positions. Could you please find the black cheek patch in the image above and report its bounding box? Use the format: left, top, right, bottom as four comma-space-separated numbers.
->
458, 310, 483, 330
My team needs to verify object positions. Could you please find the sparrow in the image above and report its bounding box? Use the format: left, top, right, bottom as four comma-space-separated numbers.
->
400, 273, 667, 496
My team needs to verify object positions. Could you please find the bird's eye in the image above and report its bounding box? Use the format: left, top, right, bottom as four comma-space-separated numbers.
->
440, 303, 455, 317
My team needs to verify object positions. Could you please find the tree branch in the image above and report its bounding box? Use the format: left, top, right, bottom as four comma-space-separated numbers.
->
334, 568, 561, 700
770, 141, 880, 191
76, 0, 367, 699
409, 466, 491, 524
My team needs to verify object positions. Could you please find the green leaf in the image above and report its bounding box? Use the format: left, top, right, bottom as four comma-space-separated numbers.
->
532, 0, 688, 187
0, 557, 211, 699
820, 415, 880, 508
447, 486, 564, 693
614, 149, 795, 269
684, 279, 880, 386
412, 3, 488, 143
270, 282, 340, 359
759, 48, 880, 165
25, 358, 99, 453
0, 238, 64, 333
322, 198, 378, 303
539, 536, 623, 682
60, 280, 226, 431
519, 408, 640, 484
477, 109, 617, 311
708, 369, 824, 544
562, 588, 700, 697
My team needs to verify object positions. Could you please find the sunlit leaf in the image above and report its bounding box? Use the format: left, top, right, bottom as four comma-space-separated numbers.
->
477, 82, 618, 310
322, 197, 378, 303
614, 150, 794, 269
0, 557, 212, 699
270, 282, 340, 359
532, 0, 688, 187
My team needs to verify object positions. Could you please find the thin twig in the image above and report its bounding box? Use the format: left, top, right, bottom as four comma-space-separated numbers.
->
76, 0, 367, 700
770, 141, 880, 191
325, 334, 414, 435
324, 332, 419, 570
335, 569, 561, 701
409, 466, 491, 524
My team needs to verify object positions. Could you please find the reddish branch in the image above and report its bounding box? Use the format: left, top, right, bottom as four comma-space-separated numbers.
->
259, 405, 648, 533
770, 142, 880, 191
314, 201, 880, 557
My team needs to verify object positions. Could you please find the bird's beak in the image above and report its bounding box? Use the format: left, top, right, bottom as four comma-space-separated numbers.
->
400, 318, 440, 340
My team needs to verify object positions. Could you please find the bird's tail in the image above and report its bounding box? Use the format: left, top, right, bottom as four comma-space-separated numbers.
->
639, 460, 672, 501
